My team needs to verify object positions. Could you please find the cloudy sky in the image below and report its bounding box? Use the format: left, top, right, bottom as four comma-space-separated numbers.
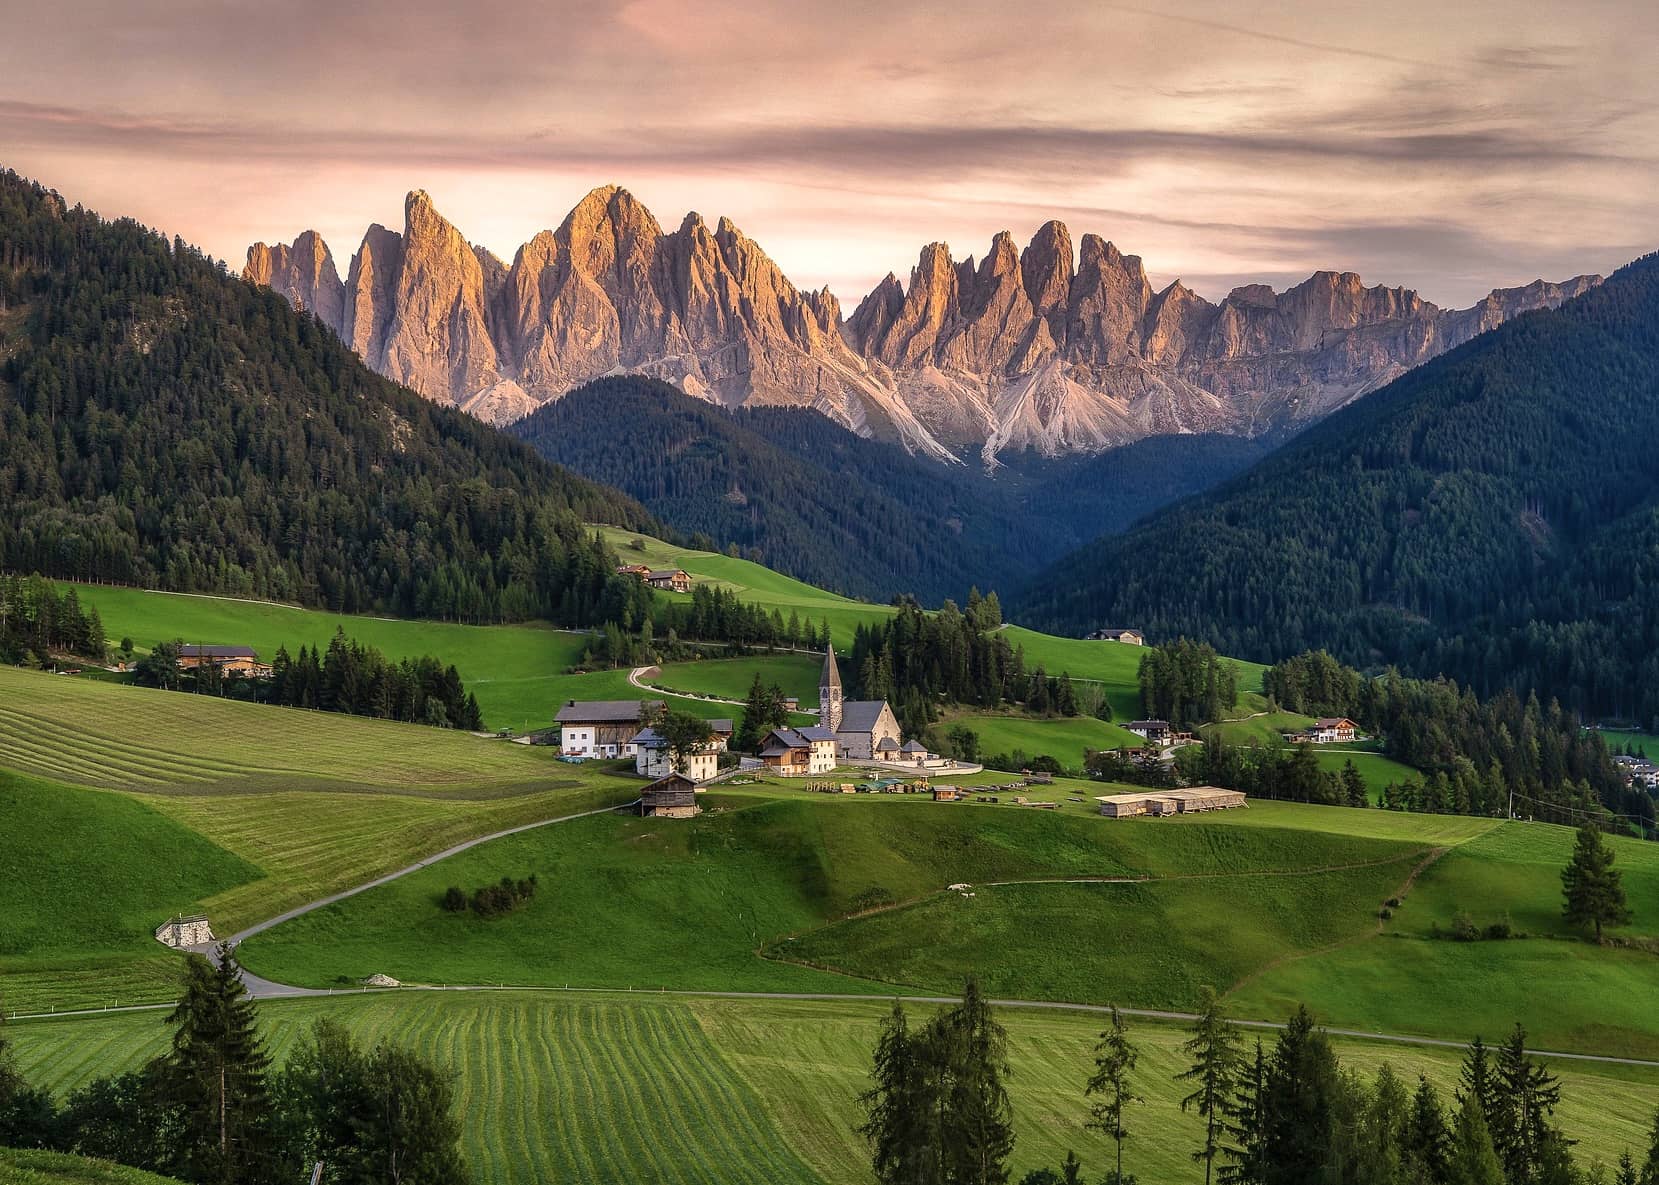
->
4, 0, 1655, 306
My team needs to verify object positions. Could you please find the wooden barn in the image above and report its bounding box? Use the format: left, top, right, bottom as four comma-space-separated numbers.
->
640, 773, 701, 819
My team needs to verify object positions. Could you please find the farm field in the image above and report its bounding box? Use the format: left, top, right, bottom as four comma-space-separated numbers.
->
943, 711, 1142, 769
0, 669, 644, 1012
1311, 749, 1422, 800
7, 992, 1657, 1185
54, 580, 593, 732
237, 791, 1436, 1003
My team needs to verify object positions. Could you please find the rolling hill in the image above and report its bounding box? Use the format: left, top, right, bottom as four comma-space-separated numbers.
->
1014, 251, 1659, 728
0, 168, 655, 626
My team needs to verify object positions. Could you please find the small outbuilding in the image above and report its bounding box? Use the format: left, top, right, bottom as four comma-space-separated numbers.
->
640, 773, 702, 819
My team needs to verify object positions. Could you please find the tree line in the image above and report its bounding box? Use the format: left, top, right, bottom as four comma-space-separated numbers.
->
1263, 651, 1648, 830
0, 574, 106, 666
133, 627, 484, 731
1138, 639, 1240, 730
0, 947, 467, 1184
858, 980, 1648, 1185
0, 169, 658, 627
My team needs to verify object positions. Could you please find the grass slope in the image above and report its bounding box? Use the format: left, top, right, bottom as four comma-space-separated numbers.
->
651, 654, 823, 708
0, 669, 643, 1011
0, 1150, 184, 1185
236, 794, 1431, 1005
7, 994, 1656, 1185
946, 711, 1142, 769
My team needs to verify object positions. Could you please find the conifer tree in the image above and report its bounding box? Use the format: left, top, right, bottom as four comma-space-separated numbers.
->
1641, 1107, 1659, 1185
933, 977, 1015, 1185
1402, 1075, 1452, 1185
1085, 1006, 1143, 1185
1262, 1005, 1339, 1185
1448, 1092, 1506, 1185
1492, 1024, 1564, 1185
1179, 987, 1244, 1185
1562, 821, 1632, 942
857, 1001, 938, 1185
1221, 1040, 1269, 1185
163, 945, 276, 1185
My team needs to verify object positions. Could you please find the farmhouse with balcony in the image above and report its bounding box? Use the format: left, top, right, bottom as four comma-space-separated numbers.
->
1123, 720, 1172, 744
758, 726, 838, 776
1286, 717, 1359, 744
177, 645, 272, 678
647, 569, 692, 593
555, 700, 662, 758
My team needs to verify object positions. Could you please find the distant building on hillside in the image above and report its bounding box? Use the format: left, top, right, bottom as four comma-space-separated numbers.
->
177, 645, 272, 678
555, 700, 662, 758
640, 773, 701, 819
1097, 787, 1245, 818
646, 569, 692, 593
1286, 718, 1359, 744
154, 914, 215, 949
1123, 720, 1171, 744
1087, 628, 1144, 645
820, 646, 903, 760
616, 563, 652, 580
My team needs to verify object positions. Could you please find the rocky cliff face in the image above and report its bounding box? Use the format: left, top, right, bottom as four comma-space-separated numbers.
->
246, 190, 1600, 462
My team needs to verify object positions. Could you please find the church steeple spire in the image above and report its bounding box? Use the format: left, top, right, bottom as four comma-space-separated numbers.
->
820, 643, 844, 733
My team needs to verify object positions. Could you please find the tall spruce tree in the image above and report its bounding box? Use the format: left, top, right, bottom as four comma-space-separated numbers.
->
1261, 1006, 1339, 1185
1179, 987, 1244, 1185
1448, 1091, 1506, 1185
1221, 1041, 1270, 1185
857, 1001, 940, 1185
1085, 1006, 1143, 1185
1641, 1107, 1659, 1185
1492, 1024, 1564, 1185
1402, 1076, 1452, 1185
163, 946, 276, 1185
933, 977, 1015, 1185
1562, 821, 1632, 942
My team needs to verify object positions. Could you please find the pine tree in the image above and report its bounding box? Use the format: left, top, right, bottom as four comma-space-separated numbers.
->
1457, 1037, 1497, 1118
1448, 1091, 1506, 1185
1085, 1006, 1143, 1185
857, 1001, 938, 1185
1178, 987, 1244, 1185
1262, 1005, 1339, 1185
1493, 1024, 1564, 1185
1402, 1075, 1451, 1185
163, 945, 276, 1185
1220, 1040, 1269, 1185
1641, 1107, 1659, 1185
933, 977, 1015, 1185
1562, 821, 1632, 942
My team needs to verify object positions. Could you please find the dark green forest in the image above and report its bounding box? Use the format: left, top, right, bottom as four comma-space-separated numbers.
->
1016, 253, 1659, 727
0, 170, 656, 626
511, 377, 1268, 603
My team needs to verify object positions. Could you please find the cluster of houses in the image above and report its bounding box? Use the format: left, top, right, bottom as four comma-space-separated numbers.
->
1086, 628, 1144, 645
615, 564, 692, 593
177, 645, 272, 679
1282, 717, 1360, 744
1615, 754, 1659, 791
550, 647, 926, 818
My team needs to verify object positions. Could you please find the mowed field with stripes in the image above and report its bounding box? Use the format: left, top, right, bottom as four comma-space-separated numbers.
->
9, 992, 1659, 1185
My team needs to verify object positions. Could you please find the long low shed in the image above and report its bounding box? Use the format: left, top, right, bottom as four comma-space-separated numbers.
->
1097, 786, 1246, 818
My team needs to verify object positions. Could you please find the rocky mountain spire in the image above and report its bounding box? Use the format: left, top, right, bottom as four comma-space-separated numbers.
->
244, 190, 1602, 460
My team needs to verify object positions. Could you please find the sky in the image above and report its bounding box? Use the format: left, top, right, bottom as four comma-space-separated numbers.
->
3, 0, 1656, 307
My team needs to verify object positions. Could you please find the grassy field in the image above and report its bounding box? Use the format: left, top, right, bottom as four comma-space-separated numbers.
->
0, 668, 644, 1012
594, 526, 897, 646
651, 654, 823, 707
235, 793, 1436, 1004
7, 993, 1657, 1185
1311, 749, 1422, 800
56, 580, 593, 732
0, 1149, 184, 1185
943, 711, 1142, 769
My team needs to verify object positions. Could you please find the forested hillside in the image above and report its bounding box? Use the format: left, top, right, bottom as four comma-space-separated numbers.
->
0, 171, 656, 624
512, 378, 1271, 601
1016, 252, 1659, 726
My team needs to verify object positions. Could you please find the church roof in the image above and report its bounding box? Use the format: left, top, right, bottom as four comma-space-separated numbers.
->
838, 700, 890, 734
821, 645, 842, 691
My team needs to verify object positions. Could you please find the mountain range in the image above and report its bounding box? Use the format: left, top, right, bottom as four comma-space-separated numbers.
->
245, 188, 1599, 461
1013, 251, 1659, 727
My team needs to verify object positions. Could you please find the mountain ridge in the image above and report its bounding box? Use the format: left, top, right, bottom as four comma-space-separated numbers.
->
245, 187, 1599, 460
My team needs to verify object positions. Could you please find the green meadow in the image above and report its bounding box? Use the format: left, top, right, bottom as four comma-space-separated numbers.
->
0, 1149, 185, 1185
6, 993, 1656, 1185
943, 710, 1143, 768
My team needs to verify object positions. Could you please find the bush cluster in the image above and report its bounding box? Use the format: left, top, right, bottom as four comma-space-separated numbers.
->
441, 874, 538, 919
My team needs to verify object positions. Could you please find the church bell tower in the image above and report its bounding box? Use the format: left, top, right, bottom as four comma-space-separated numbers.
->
820, 643, 844, 733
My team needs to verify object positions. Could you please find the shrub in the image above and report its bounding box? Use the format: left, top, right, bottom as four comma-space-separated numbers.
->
444, 873, 538, 918
1385, 897, 1401, 908
851, 886, 896, 913
1379, 907, 1393, 921
1485, 918, 1513, 940
441, 887, 466, 912
1449, 910, 1480, 942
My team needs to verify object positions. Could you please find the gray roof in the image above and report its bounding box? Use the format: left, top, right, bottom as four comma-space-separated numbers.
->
555, 700, 659, 724
798, 725, 837, 742
837, 700, 890, 735
876, 736, 900, 752
648, 569, 687, 579
1125, 720, 1169, 730
629, 727, 666, 748
179, 645, 258, 659
821, 645, 842, 691
763, 727, 810, 750
901, 740, 927, 753
707, 718, 734, 734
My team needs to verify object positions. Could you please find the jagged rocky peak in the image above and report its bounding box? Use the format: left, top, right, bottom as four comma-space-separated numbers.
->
244, 186, 1606, 457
